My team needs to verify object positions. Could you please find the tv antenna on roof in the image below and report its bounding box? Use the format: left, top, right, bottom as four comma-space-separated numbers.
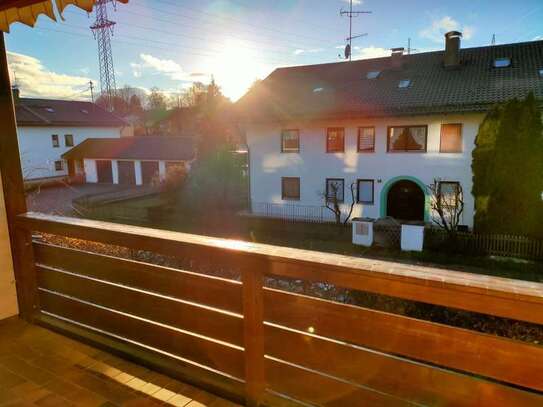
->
340, 0, 371, 61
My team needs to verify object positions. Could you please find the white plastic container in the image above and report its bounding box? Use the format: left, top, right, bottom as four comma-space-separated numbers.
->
352, 218, 374, 247
401, 224, 425, 252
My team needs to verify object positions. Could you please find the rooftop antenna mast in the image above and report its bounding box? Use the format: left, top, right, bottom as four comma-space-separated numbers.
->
407, 37, 417, 54
491, 34, 496, 46
340, 0, 371, 61
90, 0, 118, 111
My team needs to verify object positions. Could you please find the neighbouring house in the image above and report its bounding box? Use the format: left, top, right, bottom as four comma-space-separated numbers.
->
15, 93, 128, 182
62, 136, 196, 185
238, 32, 543, 227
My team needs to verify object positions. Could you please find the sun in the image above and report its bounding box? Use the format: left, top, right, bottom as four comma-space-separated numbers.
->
210, 39, 272, 101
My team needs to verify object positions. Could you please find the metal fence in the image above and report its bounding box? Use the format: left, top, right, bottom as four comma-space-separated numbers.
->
250, 202, 337, 223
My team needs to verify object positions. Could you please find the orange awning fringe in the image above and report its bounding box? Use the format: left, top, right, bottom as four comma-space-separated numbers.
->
0, 0, 128, 32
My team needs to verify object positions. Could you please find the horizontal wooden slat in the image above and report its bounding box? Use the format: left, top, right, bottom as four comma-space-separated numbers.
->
265, 325, 543, 406
38, 266, 243, 346
18, 213, 543, 325
34, 242, 243, 314
265, 358, 414, 407
35, 313, 245, 405
264, 288, 543, 392
39, 290, 245, 379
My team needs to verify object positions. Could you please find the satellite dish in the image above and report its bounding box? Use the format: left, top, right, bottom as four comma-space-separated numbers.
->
344, 44, 351, 59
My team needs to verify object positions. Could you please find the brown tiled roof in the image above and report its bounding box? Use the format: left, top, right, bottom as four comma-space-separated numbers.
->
62, 136, 195, 161
16, 98, 126, 127
238, 40, 543, 122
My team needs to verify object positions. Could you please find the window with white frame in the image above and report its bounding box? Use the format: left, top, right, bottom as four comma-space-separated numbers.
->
51, 134, 59, 148
326, 178, 344, 202
358, 127, 375, 152
54, 160, 63, 171
281, 129, 300, 152
357, 179, 374, 204
387, 126, 427, 152
281, 177, 300, 200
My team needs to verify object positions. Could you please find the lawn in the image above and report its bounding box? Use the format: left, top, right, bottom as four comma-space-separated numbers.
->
88, 199, 543, 283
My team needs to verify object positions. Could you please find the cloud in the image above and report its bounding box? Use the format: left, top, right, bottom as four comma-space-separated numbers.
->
8, 51, 92, 99
532, 35, 543, 41
131, 54, 209, 83
342, 0, 362, 5
419, 16, 475, 43
293, 48, 324, 55
356, 46, 390, 59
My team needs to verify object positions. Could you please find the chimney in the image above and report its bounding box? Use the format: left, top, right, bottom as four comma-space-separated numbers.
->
11, 86, 20, 103
444, 31, 462, 68
390, 47, 404, 69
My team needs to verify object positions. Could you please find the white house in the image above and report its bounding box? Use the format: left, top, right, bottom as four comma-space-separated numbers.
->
15, 94, 127, 181
239, 33, 543, 228
62, 136, 195, 185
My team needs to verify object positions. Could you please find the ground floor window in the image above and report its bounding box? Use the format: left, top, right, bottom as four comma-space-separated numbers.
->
54, 160, 63, 171
281, 177, 300, 200
357, 179, 374, 204
326, 178, 344, 202
438, 181, 461, 208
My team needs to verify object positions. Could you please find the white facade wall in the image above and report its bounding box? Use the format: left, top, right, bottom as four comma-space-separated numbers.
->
247, 113, 484, 227
17, 126, 122, 180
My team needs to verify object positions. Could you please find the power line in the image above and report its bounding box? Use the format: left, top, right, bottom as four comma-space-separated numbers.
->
149, 0, 338, 45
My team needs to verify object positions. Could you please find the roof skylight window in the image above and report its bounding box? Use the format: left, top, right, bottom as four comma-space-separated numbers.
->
398, 79, 411, 88
366, 71, 380, 79
493, 57, 511, 68
81, 109, 89, 114
313, 87, 324, 93
45, 107, 55, 113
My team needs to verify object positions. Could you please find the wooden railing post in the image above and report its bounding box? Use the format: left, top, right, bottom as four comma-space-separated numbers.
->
242, 259, 265, 406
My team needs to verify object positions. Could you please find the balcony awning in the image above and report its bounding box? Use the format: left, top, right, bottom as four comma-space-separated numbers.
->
0, 0, 128, 32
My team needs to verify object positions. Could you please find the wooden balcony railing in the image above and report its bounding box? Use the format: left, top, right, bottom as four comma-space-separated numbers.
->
15, 212, 543, 406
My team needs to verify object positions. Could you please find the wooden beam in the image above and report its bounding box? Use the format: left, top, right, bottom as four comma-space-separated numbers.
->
242, 263, 265, 406
0, 33, 38, 320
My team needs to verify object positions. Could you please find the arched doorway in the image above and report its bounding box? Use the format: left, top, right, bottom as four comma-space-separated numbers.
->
386, 180, 425, 221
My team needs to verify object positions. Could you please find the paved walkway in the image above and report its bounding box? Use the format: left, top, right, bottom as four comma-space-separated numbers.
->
0, 317, 241, 406
26, 184, 123, 216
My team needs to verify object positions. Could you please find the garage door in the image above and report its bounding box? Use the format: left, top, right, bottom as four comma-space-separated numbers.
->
118, 161, 136, 185
96, 160, 113, 184
141, 161, 159, 185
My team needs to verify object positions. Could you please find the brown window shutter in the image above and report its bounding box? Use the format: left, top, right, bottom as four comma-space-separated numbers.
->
440, 124, 462, 153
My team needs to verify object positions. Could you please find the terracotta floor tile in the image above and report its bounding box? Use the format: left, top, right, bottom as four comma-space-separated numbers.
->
0, 318, 241, 407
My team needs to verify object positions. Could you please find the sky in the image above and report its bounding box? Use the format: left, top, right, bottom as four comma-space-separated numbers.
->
5, 0, 543, 102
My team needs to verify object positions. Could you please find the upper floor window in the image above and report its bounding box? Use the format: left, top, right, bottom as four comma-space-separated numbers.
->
326, 128, 344, 153
281, 129, 299, 153
358, 127, 375, 152
51, 134, 59, 148
357, 179, 374, 204
326, 178, 344, 203
440, 124, 462, 153
281, 177, 300, 200
65, 134, 74, 147
387, 125, 427, 152
539, 68, 543, 78
54, 160, 63, 171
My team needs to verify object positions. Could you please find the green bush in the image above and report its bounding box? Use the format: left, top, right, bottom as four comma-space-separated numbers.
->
472, 93, 543, 238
